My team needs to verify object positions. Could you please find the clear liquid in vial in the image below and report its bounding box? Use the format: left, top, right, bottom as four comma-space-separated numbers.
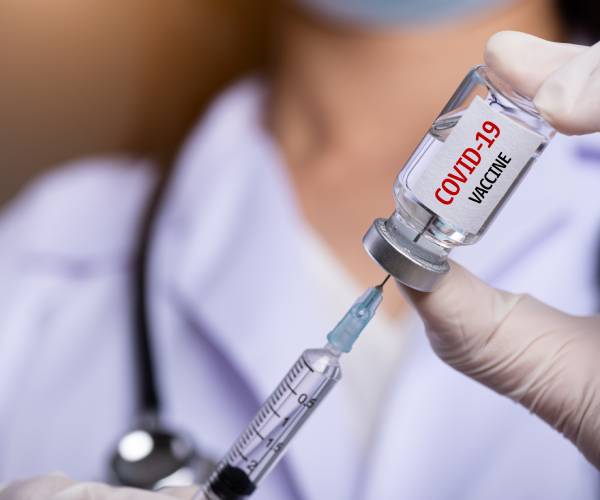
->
393, 114, 472, 247
393, 101, 549, 248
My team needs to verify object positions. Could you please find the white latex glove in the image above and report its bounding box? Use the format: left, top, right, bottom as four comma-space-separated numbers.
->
405, 31, 600, 470
405, 263, 600, 469
484, 30, 600, 135
0, 474, 199, 500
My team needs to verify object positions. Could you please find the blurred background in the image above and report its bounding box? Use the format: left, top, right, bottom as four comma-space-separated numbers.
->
0, 0, 274, 204
1, 0, 597, 205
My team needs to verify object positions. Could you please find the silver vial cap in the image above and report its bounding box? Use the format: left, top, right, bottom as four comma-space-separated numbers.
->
362, 217, 449, 292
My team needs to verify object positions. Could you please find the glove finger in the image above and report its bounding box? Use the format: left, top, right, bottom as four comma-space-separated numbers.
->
484, 31, 585, 98
534, 40, 600, 135
0, 473, 75, 500
401, 261, 523, 371
157, 486, 200, 499
498, 292, 600, 469
51, 482, 178, 500
403, 262, 600, 468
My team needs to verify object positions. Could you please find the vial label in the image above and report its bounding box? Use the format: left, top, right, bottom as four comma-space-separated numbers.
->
408, 96, 544, 234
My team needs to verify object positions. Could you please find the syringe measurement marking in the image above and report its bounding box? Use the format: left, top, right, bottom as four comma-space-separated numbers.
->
268, 401, 281, 418
253, 359, 304, 429
289, 359, 304, 378
226, 357, 321, 474
271, 384, 287, 406
234, 444, 248, 462
284, 379, 297, 395
246, 407, 307, 472
230, 400, 300, 469
251, 423, 264, 441
227, 378, 302, 464
255, 406, 270, 427
240, 382, 299, 451
301, 357, 315, 372
243, 377, 330, 475
238, 427, 254, 448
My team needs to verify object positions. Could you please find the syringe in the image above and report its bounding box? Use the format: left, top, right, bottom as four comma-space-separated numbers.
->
195, 276, 390, 500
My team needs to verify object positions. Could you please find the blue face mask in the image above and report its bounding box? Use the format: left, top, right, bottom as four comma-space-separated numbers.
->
297, 0, 508, 27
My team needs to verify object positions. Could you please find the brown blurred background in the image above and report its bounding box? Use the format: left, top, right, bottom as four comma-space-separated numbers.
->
0, 0, 274, 205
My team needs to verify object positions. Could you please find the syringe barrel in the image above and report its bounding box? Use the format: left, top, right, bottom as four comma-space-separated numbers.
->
203, 345, 342, 499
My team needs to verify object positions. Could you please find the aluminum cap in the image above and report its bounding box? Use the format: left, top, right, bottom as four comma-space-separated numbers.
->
362, 218, 449, 292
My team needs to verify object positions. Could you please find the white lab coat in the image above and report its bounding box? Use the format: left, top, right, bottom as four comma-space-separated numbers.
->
0, 80, 599, 499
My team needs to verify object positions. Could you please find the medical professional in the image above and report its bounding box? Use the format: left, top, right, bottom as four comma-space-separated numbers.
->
1, 3, 600, 500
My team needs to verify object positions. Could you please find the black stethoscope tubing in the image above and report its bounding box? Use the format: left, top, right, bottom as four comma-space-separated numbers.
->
110, 167, 215, 489
132, 167, 166, 417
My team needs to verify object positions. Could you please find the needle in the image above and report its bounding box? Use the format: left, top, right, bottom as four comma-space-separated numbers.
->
376, 274, 391, 290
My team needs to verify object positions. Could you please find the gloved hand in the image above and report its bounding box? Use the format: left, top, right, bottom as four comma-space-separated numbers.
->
405, 263, 600, 469
405, 31, 600, 470
0, 473, 199, 500
484, 31, 600, 135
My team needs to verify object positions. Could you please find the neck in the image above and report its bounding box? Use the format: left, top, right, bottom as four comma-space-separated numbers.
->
266, 0, 562, 304
269, 0, 563, 169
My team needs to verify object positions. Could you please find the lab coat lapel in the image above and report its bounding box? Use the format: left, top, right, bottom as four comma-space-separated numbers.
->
155, 80, 360, 500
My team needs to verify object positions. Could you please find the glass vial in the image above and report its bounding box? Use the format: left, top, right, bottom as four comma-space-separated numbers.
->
363, 65, 555, 291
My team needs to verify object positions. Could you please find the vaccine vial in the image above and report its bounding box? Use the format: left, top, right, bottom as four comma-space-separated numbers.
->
363, 65, 555, 291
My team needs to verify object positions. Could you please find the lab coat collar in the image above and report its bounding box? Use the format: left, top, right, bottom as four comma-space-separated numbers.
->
152, 79, 361, 500
0, 157, 155, 264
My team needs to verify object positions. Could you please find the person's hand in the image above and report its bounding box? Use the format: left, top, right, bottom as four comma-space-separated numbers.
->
484, 30, 600, 135
0, 473, 199, 500
404, 263, 600, 469
405, 31, 600, 469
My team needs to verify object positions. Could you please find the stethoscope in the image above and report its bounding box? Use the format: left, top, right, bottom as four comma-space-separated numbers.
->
108, 167, 217, 490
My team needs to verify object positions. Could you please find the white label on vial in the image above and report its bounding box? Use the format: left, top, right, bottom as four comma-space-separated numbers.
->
408, 96, 544, 234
